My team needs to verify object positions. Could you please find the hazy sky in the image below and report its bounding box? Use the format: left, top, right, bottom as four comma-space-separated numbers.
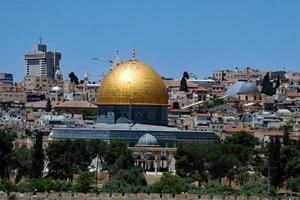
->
1, 1, 300, 82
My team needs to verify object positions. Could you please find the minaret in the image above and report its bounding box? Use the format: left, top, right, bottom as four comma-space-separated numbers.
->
55, 68, 63, 82
111, 50, 121, 71
84, 69, 89, 83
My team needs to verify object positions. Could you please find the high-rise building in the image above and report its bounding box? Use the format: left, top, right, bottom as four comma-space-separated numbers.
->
24, 43, 61, 79
0, 73, 13, 84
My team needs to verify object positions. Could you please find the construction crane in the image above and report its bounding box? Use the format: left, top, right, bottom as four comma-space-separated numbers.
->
91, 57, 113, 65
181, 95, 228, 109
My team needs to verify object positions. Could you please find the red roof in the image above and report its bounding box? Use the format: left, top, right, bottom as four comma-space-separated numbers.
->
287, 92, 300, 98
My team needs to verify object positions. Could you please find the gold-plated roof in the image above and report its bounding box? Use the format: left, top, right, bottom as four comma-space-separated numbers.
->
97, 60, 168, 106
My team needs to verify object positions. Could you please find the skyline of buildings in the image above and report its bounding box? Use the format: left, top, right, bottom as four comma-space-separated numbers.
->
1, 41, 299, 84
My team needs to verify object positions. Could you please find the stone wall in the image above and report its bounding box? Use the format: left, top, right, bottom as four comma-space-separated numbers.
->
0, 193, 298, 200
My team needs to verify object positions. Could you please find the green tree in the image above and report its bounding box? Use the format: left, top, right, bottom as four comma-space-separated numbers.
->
283, 125, 290, 146
286, 176, 300, 192
207, 144, 239, 184
76, 171, 93, 193
225, 131, 259, 149
47, 139, 107, 181
102, 167, 147, 193
261, 72, 274, 96
46, 98, 52, 112
104, 140, 134, 179
175, 144, 209, 186
31, 131, 45, 178
11, 145, 32, 182
268, 137, 284, 188
0, 129, 16, 179
275, 75, 280, 89
150, 173, 188, 194
80, 108, 98, 120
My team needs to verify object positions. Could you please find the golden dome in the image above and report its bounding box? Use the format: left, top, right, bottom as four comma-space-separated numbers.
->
97, 59, 168, 106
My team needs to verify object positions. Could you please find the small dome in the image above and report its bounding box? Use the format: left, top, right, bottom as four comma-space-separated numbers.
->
225, 81, 259, 99
136, 133, 159, 147
51, 86, 63, 93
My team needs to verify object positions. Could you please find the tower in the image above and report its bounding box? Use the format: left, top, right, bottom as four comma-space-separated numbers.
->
24, 41, 61, 79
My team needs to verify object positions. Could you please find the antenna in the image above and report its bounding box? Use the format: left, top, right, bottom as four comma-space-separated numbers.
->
38, 36, 42, 45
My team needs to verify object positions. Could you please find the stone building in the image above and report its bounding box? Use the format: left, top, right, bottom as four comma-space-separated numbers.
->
0, 83, 26, 103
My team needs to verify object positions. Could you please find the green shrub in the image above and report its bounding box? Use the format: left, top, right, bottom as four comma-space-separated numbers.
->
240, 180, 276, 196
149, 173, 192, 194
16, 178, 55, 192
101, 168, 148, 193
199, 181, 239, 195
0, 180, 16, 193
286, 177, 300, 192
75, 171, 93, 193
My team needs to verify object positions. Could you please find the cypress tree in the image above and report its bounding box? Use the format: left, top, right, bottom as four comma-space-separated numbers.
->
283, 125, 290, 146
269, 137, 282, 188
261, 72, 274, 96
275, 75, 280, 89
31, 131, 45, 178
179, 72, 189, 92
46, 98, 52, 112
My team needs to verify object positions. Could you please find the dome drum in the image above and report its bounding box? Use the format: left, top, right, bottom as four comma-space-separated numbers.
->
98, 104, 168, 126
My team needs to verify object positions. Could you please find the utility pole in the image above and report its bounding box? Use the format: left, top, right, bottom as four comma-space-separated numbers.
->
268, 157, 271, 195
95, 154, 99, 188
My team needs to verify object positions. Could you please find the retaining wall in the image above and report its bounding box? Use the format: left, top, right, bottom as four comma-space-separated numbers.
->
0, 192, 298, 200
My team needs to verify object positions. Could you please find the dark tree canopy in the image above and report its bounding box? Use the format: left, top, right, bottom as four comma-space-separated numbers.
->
261, 72, 274, 96
12, 145, 32, 182
0, 129, 16, 179
31, 131, 45, 178
69, 72, 79, 85
175, 144, 209, 186
104, 140, 134, 179
179, 71, 189, 92
275, 75, 280, 89
102, 167, 147, 193
46, 98, 52, 112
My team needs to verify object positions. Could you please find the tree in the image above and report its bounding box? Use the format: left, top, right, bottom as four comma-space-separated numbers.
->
286, 176, 300, 192
179, 71, 189, 92
268, 137, 284, 188
31, 131, 45, 178
80, 108, 98, 120
283, 125, 290, 146
46, 98, 52, 112
275, 75, 280, 89
47, 139, 107, 181
76, 171, 93, 193
103, 140, 134, 179
11, 145, 32, 182
0, 129, 16, 179
102, 167, 147, 193
69, 72, 79, 85
150, 173, 188, 194
225, 132, 259, 149
175, 144, 209, 186
261, 72, 274, 96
